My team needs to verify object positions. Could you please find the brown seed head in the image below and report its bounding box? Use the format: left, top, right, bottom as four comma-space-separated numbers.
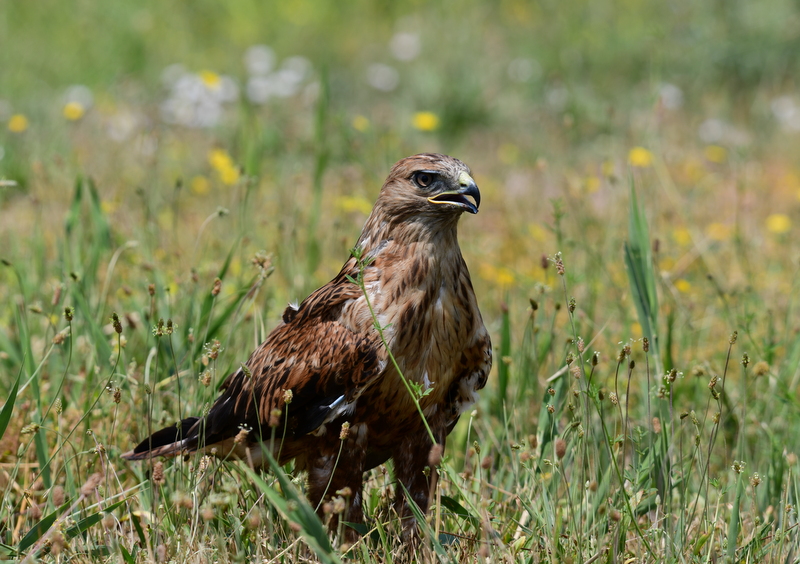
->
111, 312, 122, 334
50, 532, 65, 556
339, 421, 351, 440
652, 417, 662, 434
51, 485, 65, 507
555, 438, 567, 460
233, 427, 250, 444
248, 511, 262, 529
27, 503, 42, 520
332, 497, 346, 514
555, 253, 565, 275
102, 512, 116, 530
428, 443, 444, 467
269, 409, 282, 427
81, 472, 103, 496
753, 361, 769, 377
212, 277, 222, 297
152, 462, 165, 486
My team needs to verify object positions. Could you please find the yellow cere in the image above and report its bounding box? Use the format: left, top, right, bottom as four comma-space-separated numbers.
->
458, 171, 475, 187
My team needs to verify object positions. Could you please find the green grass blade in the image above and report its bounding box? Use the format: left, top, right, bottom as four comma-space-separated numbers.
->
0, 370, 21, 441
241, 455, 341, 564
17, 500, 72, 554
727, 472, 743, 561
119, 545, 136, 564
624, 176, 661, 374
65, 498, 128, 540
495, 301, 511, 415
439, 494, 480, 530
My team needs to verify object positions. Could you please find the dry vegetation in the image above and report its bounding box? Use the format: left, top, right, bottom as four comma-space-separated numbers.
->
2, 0, 800, 562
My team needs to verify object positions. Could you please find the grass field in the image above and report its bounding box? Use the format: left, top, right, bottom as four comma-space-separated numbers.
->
3, 0, 800, 562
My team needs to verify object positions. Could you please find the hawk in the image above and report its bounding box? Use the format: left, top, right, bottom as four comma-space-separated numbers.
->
123, 153, 492, 539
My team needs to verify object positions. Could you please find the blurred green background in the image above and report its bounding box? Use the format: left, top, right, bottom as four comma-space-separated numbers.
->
3, 1, 800, 561
3, 0, 800, 373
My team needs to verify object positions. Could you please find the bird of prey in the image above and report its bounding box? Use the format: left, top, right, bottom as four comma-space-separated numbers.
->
123, 153, 492, 539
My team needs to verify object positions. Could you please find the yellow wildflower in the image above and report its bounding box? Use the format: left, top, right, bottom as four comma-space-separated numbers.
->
100, 200, 119, 214
352, 115, 370, 132
766, 213, 791, 234
479, 263, 515, 287
672, 227, 692, 246
220, 166, 240, 185
230, 257, 242, 277
8, 114, 28, 133
706, 222, 732, 241
528, 223, 547, 242
704, 145, 727, 163
337, 195, 372, 215
63, 102, 85, 121
209, 149, 233, 170
208, 149, 240, 186
584, 176, 601, 193
674, 279, 691, 293
412, 112, 440, 132
200, 70, 221, 89
601, 160, 615, 177
191, 175, 211, 195
628, 147, 653, 168
497, 143, 519, 165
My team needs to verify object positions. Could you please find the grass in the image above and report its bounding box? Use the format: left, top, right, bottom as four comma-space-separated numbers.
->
3, 0, 800, 561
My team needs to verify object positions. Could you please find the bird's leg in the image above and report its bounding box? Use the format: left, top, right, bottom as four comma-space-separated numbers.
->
392, 428, 446, 542
306, 424, 367, 544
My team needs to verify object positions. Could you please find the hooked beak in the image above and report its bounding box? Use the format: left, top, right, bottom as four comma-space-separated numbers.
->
427, 171, 481, 214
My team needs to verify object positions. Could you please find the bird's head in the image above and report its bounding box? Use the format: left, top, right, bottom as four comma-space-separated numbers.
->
377, 154, 481, 222
356, 154, 482, 249
381, 153, 481, 216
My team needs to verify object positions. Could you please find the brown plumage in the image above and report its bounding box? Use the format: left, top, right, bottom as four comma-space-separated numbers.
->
123, 153, 492, 538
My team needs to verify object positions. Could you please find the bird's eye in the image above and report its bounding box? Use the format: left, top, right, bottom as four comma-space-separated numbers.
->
413, 172, 434, 188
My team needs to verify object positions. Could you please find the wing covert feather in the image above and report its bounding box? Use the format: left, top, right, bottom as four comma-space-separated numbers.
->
196, 269, 384, 445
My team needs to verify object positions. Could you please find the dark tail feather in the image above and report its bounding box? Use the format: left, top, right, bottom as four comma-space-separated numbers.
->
121, 417, 200, 460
